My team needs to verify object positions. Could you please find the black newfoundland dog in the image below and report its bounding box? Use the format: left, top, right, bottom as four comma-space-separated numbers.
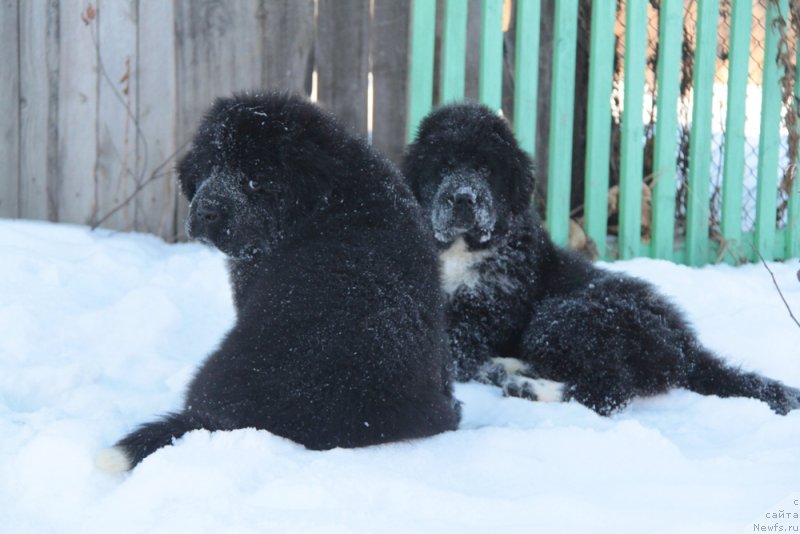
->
402, 102, 800, 416
97, 93, 460, 472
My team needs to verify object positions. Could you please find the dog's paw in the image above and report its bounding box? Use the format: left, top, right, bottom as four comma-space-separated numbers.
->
502, 374, 565, 403
768, 384, 800, 415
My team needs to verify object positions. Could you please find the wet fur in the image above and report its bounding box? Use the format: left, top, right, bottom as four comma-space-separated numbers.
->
402, 102, 800, 416
104, 93, 460, 470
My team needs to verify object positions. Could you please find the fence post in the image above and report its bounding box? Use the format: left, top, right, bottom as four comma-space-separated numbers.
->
407, 0, 437, 142
441, 0, 469, 103
788, 45, 800, 260
513, 0, 540, 157
618, 0, 648, 260
719, 0, 753, 264
0, 0, 19, 219
317, 0, 370, 135
685, 0, 719, 266
545, 0, 577, 247
582, 0, 616, 259
650, 0, 683, 262
372, 0, 411, 164
479, 0, 503, 111
754, 0, 788, 262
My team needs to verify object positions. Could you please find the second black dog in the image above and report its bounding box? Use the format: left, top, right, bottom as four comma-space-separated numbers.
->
402, 102, 800, 416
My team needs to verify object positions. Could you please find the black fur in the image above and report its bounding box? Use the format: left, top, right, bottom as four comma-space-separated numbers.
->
402, 102, 800, 416
111, 93, 460, 469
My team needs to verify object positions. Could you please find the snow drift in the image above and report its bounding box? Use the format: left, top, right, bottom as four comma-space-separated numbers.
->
1, 220, 798, 533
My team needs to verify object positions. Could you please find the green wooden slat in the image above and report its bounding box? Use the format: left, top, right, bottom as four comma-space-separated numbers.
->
545, 0, 578, 246
582, 0, 616, 259
407, 0, 437, 142
662, 229, 789, 265
513, 0, 540, 156
719, 0, 752, 264
649, 0, 683, 261
788, 44, 800, 259
755, 0, 787, 262
685, 0, 719, 266
479, 0, 503, 110
441, 0, 468, 103
786, 164, 799, 259
618, 0, 648, 260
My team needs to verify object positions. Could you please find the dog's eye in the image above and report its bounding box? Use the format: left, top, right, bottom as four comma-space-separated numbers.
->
247, 179, 262, 192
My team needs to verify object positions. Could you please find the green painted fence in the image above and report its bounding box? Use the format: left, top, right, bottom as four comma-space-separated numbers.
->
406, 0, 800, 266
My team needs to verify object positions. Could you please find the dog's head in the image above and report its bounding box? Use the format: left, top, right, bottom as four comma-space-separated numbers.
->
402, 103, 535, 248
177, 92, 340, 259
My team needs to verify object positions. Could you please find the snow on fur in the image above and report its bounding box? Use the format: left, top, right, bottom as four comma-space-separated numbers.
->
1, 220, 799, 532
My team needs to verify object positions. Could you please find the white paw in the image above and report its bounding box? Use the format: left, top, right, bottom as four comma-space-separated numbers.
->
504, 374, 565, 403
95, 446, 131, 473
490, 356, 531, 375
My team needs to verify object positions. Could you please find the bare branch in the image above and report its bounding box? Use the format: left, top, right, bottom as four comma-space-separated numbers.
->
753, 247, 800, 330
91, 140, 191, 230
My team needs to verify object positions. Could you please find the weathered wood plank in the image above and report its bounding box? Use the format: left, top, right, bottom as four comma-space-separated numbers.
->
258, 0, 314, 94
0, 0, 20, 218
175, 0, 265, 143
57, 0, 99, 224
18, 0, 59, 221
533, 0, 553, 207
135, 0, 178, 239
95, 0, 138, 231
316, 0, 370, 136
464, 0, 481, 101
372, 0, 410, 164
174, 0, 266, 238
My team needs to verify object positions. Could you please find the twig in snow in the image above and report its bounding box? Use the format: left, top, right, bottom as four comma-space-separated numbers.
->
753, 247, 800, 331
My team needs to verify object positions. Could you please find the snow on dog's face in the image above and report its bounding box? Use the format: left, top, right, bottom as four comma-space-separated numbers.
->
430, 168, 496, 244
402, 103, 535, 249
177, 93, 337, 259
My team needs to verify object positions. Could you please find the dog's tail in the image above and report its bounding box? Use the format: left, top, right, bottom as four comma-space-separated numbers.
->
95, 411, 211, 473
683, 346, 800, 415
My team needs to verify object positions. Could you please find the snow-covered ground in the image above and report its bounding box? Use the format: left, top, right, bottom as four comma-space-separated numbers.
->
1, 219, 798, 533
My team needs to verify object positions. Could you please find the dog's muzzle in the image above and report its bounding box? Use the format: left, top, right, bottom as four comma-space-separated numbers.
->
432, 171, 495, 242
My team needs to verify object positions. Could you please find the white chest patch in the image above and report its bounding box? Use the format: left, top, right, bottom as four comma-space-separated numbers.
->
439, 237, 491, 295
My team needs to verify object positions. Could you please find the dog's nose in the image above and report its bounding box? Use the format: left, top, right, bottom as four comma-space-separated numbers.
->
196, 202, 221, 223
453, 192, 475, 209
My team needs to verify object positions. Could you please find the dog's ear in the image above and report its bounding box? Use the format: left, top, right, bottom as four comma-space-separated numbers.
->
486, 123, 536, 215
278, 138, 341, 211
400, 140, 432, 201
509, 154, 536, 214
176, 151, 199, 200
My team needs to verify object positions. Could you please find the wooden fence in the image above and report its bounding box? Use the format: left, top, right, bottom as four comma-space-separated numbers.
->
1, 0, 798, 266
408, 0, 800, 266
0, 0, 408, 240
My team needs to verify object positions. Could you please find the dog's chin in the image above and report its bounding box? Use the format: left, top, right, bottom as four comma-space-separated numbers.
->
432, 204, 495, 246
221, 242, 268, 261
190, 232, 267, 260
